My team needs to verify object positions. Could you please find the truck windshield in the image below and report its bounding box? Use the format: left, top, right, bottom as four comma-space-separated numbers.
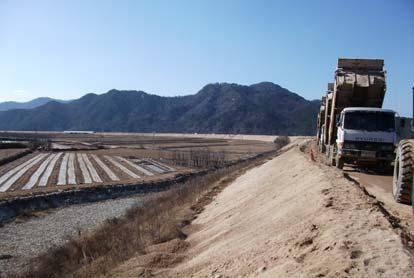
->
343, 112, 395, 132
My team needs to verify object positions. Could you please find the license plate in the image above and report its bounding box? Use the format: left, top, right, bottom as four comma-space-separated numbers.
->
361, 151, 376, 158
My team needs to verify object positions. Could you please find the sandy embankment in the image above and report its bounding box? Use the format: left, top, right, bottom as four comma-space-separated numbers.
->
111, 144, 413, 277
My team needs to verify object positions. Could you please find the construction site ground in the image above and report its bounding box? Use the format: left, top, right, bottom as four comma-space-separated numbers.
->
1, 136, 413, 277
109, 139, 414, 277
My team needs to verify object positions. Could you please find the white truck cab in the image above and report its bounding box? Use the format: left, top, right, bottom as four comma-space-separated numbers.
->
335, 107, 397, 168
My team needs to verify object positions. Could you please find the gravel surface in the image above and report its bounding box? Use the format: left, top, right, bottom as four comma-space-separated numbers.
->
0, 196, 147, 274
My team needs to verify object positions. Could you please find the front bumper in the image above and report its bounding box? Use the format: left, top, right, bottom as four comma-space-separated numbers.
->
338, 148, 395, 162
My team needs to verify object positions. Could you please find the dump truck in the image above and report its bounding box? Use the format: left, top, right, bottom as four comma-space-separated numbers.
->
316, 94, 326, 152
317, 58, 397, 169
393, 87, 414, 207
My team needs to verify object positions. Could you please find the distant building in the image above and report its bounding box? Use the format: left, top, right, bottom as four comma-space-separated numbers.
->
63, 130, 95, 134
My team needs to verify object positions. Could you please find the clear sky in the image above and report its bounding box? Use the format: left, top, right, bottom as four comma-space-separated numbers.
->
0, 0, 413, 116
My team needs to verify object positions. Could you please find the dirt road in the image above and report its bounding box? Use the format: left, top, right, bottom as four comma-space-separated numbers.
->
345, 167, 414, 234
110, 143, 414, 277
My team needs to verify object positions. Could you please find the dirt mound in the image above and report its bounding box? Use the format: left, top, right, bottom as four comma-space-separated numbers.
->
108, 239, 189, 277
109, 145, 413, 277
166, 147, 413, 277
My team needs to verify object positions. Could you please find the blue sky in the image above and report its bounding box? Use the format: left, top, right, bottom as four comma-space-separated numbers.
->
0, 0, 413, 116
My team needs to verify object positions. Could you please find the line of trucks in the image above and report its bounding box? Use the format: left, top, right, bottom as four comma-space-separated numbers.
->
316, 58, 414, 213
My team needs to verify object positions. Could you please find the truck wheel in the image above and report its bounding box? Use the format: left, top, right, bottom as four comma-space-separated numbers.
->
329, 147, 336, 167
393, 140, 414, 204
412, 176, 414, 215
318, 143, 325, 153
336, 156, 344, 169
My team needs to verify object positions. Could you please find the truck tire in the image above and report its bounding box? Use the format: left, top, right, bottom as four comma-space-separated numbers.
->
412, 177, 414, 215
318, 142, 325, 153
393, 140, 414, 204
329, 146, 336, 167
336, 156, 344, 169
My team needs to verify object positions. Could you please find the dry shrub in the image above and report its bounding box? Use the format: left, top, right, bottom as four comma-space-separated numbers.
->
171, 149, 227, 168
27, 138, 51, 151
273, 136, 290, 150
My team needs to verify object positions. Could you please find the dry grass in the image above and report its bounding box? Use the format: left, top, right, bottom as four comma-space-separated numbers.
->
170, 149, 227, 168
14, 151, 274, 278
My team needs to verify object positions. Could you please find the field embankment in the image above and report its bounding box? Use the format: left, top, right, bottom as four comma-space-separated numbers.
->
109, 142, 413, 277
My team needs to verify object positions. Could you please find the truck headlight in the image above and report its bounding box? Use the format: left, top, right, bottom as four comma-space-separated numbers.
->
344, 143, 356, 149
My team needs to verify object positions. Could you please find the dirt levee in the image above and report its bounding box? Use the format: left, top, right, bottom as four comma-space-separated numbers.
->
156, 146, 414, 277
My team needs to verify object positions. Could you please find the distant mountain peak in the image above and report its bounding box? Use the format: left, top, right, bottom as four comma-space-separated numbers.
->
250, 81, 282, 89
0, 82, 319, 135
0, 97, 71, 111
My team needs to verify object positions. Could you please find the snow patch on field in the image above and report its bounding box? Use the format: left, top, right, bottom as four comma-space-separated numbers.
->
116, 156, 154, 176
57, 153, 69, 185
67, 153, 76, 184
82, 154, 102, 183
92, 154, 119, 181
105, 156, 140, 179
23, 154, 55, 189
0, 153, 177, 192
0, 154, 48, 192
77, 153, 92, 184
39, 153, 63, 186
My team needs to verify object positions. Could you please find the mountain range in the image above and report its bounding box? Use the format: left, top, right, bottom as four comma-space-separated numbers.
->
0, 97, 70, 111
0, 82, 320, 135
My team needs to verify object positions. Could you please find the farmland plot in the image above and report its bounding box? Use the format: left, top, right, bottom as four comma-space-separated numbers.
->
68, 153, 76, 185
0, 154, 48, 192
91, 154, 119, 181
22, 154, 55, 189
57, 153, 69, 185
104, 155, 141, 179
77, 153, 92, 184
82, 154, 102, 183
116, 156, 154, 176
0, 152, 178, 194
39, 153, 63, 186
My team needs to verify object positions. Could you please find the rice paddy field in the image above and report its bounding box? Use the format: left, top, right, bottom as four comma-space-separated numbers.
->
0, 151, 180, 198
0, 132, 276, 200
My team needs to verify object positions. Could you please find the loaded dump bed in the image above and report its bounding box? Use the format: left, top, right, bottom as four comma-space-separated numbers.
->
327, 58, 386, 145
334, 58, 386, 108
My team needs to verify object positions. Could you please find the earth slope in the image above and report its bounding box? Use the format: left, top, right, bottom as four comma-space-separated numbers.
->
110, 142, 413, 277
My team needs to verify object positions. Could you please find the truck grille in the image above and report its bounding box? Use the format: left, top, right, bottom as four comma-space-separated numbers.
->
345, 141, 394, 151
